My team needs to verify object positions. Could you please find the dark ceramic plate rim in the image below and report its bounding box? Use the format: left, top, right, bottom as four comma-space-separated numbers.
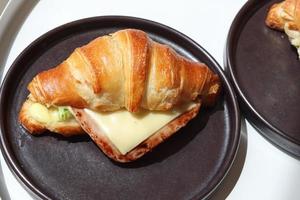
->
225, 0, 300, 157
0, 16, 240, 200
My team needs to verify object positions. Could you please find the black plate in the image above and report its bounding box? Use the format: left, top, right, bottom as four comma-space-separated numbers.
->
226, 0, 300, 157
0, 16, 240, 200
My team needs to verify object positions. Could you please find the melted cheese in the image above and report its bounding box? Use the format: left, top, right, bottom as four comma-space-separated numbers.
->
284, 24, 300, 58
28, 103, 67, 124
84, 103, 196, 155
28, 103, 55, 123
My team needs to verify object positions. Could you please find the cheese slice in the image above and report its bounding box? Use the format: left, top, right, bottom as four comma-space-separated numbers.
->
83, 103, 196, 155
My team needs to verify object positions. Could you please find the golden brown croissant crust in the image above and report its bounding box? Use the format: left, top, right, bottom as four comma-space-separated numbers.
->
28, 29, 220, 113
266, 0, 300, 30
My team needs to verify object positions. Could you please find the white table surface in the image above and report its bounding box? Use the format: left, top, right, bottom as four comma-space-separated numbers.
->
1, 0, 300, 199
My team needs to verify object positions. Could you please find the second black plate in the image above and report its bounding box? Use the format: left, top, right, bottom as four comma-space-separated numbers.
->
226, 0, 300, 157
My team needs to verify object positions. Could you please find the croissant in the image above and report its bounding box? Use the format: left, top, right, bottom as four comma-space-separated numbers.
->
19, 29, 221, 162
266, 0, 300, 30
27, 29, 220, 113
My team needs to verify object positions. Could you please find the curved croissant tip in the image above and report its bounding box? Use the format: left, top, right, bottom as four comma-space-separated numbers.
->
201, 74, 221, 107
27, 77, 46, 105
27, 79, 36, 97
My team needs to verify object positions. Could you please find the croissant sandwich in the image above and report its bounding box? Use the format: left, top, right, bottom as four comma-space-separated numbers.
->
19, 29, 221, 162
266, 0, 300, 57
